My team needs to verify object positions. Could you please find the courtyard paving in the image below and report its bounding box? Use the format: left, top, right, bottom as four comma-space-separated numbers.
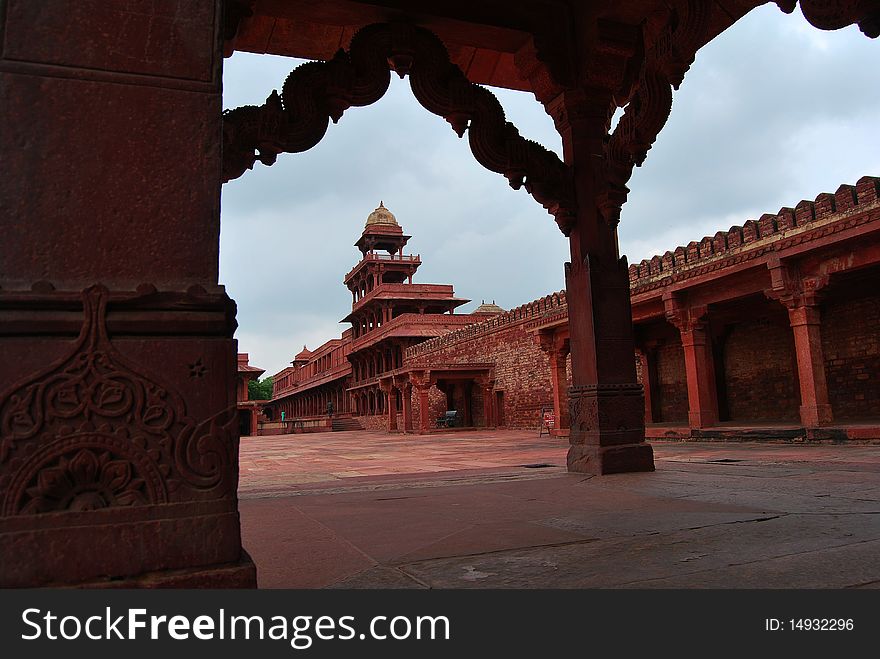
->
238, 430, 880, 588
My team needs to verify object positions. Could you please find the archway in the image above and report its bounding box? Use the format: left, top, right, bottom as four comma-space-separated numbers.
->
2, 0, 878, 589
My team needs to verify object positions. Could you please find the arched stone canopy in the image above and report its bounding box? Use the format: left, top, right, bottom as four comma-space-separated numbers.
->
0, 0, 876, 588
221, 3, 877, 475
222, 22, 575, 230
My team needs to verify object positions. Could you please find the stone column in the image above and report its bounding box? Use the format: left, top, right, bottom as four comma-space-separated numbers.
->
411, 371, 432, 435
478, 377, 495, 428
551, 340, 571, 435
379, 379, 397, 432
463, 382, 473, 426
537, 332, 571, 436
401, 383, 414, 433
679, 324, 719, 428
787, 302, 833, 427
766, 263, 833, 428
547, 89, 653, 474
636, 348, 657, 424
666, 299, 718, 428
416, 386, 431, 434
0, 1, 254, 587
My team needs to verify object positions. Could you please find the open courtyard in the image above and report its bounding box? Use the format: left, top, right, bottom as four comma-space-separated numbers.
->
238, 431, 880, 589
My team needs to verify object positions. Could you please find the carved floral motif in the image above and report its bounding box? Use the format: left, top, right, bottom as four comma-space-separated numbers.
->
20, 447, 147, 514
0, 286, 237, 516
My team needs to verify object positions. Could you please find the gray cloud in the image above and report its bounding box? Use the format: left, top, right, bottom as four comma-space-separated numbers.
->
221, 6, 879, 376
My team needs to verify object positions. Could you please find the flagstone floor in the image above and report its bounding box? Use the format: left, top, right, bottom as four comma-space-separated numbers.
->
237, 430, 880, 589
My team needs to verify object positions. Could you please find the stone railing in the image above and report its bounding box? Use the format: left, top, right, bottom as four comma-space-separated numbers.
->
344, 253, 421, 281
351, 312, 481, 352
349, 283, 456, 314
271, 360, 351, 400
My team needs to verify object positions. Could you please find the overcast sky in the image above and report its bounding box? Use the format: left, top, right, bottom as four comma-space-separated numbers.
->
220, 5, 880, 377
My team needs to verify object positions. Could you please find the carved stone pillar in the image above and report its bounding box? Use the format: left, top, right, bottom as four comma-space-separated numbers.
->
766, 262, 833, 427
409, 371, 432, 435
537, 333, 570, 435
636, 347, 657, 424
394, 375, 414, 433
462, 382, 473, 427
476, 377, 495, 428
665, 298, 719, 429
250, 408, 259, 437
787, 302, 833, 427
0, 1, 254, 587
401, 383, 414, 433
379, 379, 397, 432
548, 88, 654, 474
417, 386, 430, 434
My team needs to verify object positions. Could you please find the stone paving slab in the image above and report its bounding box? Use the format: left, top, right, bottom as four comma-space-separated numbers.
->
237, 430, 880, 588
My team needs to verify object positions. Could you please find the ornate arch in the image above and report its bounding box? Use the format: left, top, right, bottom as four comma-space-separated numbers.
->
222, 22, 575, 228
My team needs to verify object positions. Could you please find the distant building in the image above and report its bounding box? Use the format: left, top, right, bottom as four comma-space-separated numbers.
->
236, 353, 265, 436
268, 203, 492, 432
265, 179, 880, 442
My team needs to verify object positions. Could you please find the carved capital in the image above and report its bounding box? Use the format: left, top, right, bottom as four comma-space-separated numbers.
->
514, 35, 571, 106
536, 331, 570, 362
663, 292, 708, 334
583, 19, 644, 100
765, 258, 829, 309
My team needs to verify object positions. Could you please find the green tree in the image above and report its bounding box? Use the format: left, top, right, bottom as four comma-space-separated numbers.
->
248, 376, 274, 401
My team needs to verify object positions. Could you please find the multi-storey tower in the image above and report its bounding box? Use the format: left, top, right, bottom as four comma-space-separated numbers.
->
342, 202, 477, 417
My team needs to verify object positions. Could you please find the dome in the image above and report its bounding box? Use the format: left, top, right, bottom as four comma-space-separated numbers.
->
294, 345, 312, 361
365, 201, 398, 227
474, 300, 505, 314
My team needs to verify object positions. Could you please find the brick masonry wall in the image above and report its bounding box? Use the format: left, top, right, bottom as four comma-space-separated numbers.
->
822, 292, 880, 420
722, 319, 799, 422
409, 386, 448, 430
656, 341, 688, 422
407, 319, 553, 430
355, 415, 387, 431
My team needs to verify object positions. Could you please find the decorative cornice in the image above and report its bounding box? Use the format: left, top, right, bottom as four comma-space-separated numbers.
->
629, 177, 880, 295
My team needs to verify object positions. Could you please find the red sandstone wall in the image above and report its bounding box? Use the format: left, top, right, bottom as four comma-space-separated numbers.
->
409, 387, 447, 430
355, 415, 387, 431
723, 319, 799, 422
407, 318, 553, 430
656, 342, 688, 423
822, 291, 880, 420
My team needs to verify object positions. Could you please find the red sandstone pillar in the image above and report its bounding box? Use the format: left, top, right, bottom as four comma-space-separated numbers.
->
478, 378, 495, 428
386, 394, 397, 432
548, 90, 653, 474
0, 1, 254, 587
250, 408, 259, 437
413, 378, 431, 434
788, 304, 833, 427
402, 384, 414, 433
380, 381, 397, 432
636, 349, 655, 424
679, 323, 719, 428
665, 299, 718, 429
551, 340, 571, 435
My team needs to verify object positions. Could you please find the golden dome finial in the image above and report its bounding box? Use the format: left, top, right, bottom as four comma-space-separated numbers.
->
365, 201, 398, 227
